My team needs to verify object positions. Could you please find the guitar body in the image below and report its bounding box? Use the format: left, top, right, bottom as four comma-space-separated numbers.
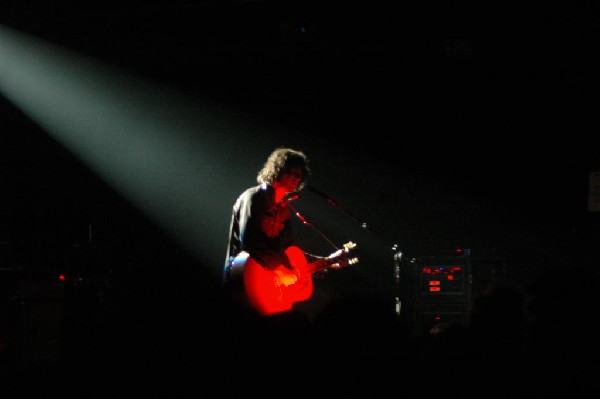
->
230, 243, 357, 316
237, 246, 313, 315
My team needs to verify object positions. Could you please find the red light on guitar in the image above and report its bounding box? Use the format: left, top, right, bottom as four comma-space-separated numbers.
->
235, 242, 359, 316
429, 286, 441, 292
429, 280, 440, 286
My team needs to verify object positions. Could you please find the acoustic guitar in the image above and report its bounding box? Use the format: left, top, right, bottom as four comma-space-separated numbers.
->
230, 242, 358, 315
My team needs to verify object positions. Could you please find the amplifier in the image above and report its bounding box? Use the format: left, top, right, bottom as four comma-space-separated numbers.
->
411, 252, 472, 303
400, 249, 507, 334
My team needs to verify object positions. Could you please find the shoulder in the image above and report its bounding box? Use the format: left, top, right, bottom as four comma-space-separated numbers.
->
241, 184, 266, 199
236, 185, 269, 205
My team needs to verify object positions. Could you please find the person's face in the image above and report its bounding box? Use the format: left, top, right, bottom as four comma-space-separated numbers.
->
277, 167, 303, 192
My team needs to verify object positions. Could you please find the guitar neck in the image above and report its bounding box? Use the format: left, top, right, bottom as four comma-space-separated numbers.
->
306, 242, 357, 275
309, 257, 338, 274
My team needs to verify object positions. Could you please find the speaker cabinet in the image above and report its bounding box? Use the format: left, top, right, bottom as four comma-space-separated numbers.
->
400, 249, 507, 335
396, 252, 467, 334
413, 253, 470, 334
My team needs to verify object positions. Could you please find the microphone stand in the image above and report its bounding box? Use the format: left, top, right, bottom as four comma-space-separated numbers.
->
303, 185, 405, 316
287, 203, 338, 251
306, 186, 402, 253
287, 203, 343, 280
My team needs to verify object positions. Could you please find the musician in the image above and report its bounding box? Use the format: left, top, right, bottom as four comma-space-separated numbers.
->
223, 147, 337, 315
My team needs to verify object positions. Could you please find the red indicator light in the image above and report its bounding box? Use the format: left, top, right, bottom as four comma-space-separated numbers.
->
429, 280, 440, 286
447, 275, 453, 280
58, 274, 66, 281
429, 287, 441, 292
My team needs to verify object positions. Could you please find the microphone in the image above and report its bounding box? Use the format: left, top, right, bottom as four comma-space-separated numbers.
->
306, 185, 338, 206
283, 191, 300, 202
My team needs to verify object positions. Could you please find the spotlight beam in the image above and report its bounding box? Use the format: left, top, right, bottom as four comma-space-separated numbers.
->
0, 25, 265, 277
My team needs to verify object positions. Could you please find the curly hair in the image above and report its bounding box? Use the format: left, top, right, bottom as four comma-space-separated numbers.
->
257, 147, 310, 190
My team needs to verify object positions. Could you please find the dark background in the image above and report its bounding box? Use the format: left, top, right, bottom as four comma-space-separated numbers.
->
1, 1, 599, 395
3, 1, 598, 268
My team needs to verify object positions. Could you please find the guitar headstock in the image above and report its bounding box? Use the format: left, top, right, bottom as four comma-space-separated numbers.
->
343, 241, 356, 252
329, 241, 359, 270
